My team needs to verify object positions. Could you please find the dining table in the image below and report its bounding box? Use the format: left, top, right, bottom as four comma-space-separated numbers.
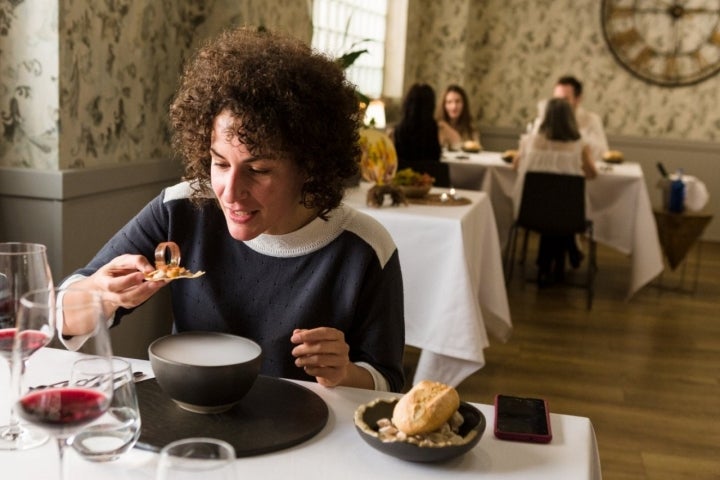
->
443, 150, 664, 298
343, 183, 512, 387
0, 347, 603, 479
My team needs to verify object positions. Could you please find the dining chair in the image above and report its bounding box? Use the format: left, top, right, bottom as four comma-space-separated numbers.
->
503, 171, 597, 310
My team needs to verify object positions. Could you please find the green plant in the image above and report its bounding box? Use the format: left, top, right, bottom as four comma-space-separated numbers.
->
336, 47, 371, 105
319, 15, 373, 105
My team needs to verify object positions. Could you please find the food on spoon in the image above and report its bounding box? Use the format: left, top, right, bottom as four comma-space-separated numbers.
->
391, 380, 461, 435
144, 241, 205, 282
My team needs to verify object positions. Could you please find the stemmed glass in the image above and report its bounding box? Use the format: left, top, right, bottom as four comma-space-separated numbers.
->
156, 438, 237, 480
0, 242, 54, 450
12, 287, 113, 480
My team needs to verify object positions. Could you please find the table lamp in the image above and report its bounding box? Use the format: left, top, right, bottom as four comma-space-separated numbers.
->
363, 100, 386, 130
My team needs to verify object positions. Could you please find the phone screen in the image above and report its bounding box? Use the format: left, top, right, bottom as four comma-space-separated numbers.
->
494, 394, 552, 442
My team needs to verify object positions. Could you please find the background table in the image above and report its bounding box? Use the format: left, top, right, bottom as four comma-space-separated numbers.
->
652, 209, 713, 292
344, 183, 512, 387
653, 210, 713, 270
0, 348, 602, 480
444, 151, 664, 298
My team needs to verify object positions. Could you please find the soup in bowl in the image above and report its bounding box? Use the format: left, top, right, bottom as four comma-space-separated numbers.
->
148, 332, 262, 414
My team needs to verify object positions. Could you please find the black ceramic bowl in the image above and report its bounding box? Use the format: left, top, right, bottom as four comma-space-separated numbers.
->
148, 332, 262, 414
354, 398, 485, 463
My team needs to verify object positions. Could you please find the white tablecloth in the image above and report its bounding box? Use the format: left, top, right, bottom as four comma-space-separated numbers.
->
344, 183, 512, 387
0, 348, 602, 480
444, 151, 664, 298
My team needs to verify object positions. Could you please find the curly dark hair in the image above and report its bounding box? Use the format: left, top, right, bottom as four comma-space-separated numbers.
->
169, 27, 361, 217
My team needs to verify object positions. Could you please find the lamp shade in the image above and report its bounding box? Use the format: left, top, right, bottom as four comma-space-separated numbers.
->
363, 100, 386, 130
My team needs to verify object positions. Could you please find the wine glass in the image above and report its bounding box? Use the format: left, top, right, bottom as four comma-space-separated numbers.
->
0, 242, 54, 450
156, 438, 237, 480
72, 357, 142, 462
13, 287, 113, 480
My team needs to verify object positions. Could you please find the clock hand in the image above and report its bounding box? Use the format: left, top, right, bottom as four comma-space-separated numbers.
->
680, 8, 720, 14
634, 8, 672, 14
633, 6, 720, 16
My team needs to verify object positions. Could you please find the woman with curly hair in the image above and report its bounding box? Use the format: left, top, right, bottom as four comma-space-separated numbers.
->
59, 27, 405, 392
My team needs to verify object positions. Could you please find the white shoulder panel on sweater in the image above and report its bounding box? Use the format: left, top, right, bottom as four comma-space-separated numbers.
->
342, 208, 396, 268
245, 205, 396, 267
162, 181, 213, 203
162, 181, 194, 202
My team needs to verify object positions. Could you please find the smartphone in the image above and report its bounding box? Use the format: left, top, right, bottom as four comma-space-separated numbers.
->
493, 394, 552, 443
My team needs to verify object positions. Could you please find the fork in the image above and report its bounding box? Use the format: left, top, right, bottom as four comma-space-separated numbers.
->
30, 370, 147, 390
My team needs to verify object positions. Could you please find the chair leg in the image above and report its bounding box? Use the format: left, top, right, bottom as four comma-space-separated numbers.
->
586, 237, 596, 310
504, 225, 518, 284
520, 228, 530, 283
519, 229, 529, 266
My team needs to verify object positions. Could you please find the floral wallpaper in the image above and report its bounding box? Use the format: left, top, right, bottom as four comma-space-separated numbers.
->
405, 0, 720, 143
1, 0, 311, 170
4, 0, 717, 172
404, 0, 469, 91
0, 0, 59, 169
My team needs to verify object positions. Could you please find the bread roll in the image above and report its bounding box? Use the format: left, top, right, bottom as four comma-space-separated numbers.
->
392, 380, 460, 435
602, 150, 624, 162
462, 140, 481, 153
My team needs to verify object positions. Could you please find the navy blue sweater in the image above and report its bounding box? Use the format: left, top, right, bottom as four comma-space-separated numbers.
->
72, 182, 406, 392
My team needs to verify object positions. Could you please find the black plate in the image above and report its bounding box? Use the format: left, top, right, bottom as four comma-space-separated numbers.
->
135, 376, 328, 457
354, 399, 485, 463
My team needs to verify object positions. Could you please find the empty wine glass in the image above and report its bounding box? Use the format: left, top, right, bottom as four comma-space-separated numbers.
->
72, 357, 141, 462
13, 287, 113, 480
156, 438, 237, 480
0, 242, 54, 450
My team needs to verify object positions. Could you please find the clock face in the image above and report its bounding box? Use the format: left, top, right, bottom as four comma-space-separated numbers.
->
601, 0, 720, 86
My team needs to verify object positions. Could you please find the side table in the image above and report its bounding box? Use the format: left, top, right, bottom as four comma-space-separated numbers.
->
653, 209, 713, 292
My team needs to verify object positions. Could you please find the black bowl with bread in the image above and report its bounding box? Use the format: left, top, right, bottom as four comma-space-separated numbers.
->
354, 380, 485, 462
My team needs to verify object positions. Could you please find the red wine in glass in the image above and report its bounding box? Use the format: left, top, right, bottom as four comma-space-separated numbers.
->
17, 388, 110, 434
0, 328, 52, 361
0, 243, 54, 451
14, 289, 113, 480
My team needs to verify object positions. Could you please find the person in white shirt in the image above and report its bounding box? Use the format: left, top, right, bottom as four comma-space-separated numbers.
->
531, 75, 609, 164
514, 98, 598, 286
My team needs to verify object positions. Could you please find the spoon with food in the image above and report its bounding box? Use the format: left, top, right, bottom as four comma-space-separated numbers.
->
144, 242, 205, 282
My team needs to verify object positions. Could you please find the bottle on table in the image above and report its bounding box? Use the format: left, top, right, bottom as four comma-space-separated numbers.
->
668, 169, 685, 213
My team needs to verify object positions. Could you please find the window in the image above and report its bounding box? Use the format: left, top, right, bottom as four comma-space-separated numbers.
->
311, 0, 388, 99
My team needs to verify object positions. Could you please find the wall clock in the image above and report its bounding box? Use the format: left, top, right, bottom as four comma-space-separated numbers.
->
601, 0, 720, 87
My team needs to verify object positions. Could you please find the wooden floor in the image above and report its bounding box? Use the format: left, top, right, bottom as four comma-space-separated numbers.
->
404, 239, 720, 480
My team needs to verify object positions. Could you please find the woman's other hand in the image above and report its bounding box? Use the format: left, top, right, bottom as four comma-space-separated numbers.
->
291, 327, 373, 389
